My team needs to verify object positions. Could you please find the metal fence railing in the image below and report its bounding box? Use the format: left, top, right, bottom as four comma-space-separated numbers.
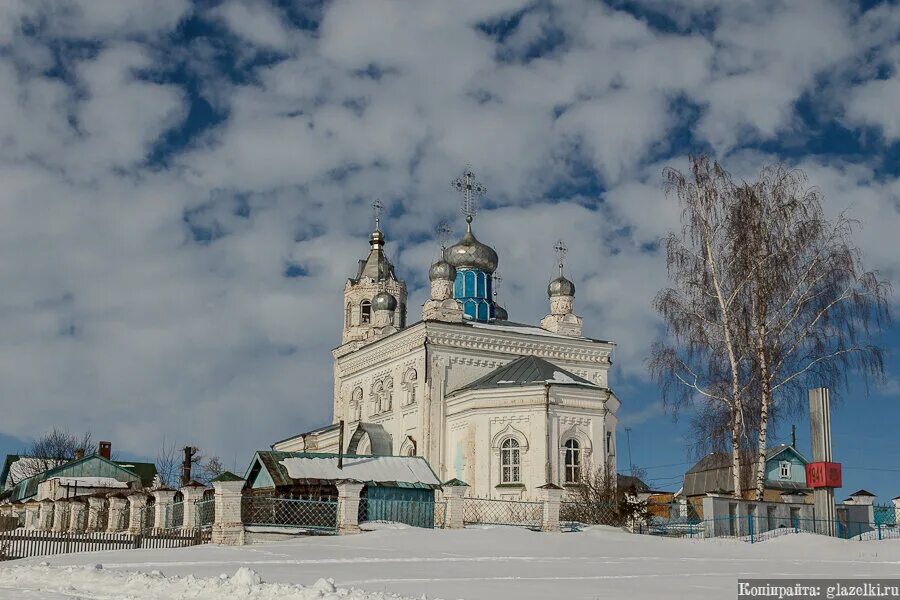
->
874, 504, 896, 527
634, 515, 900, 543
434, 501, 447, 528
559, 501, 624, 527
241, 496, 337, 533
463, 497, 542, 530
195, 498, 215, 529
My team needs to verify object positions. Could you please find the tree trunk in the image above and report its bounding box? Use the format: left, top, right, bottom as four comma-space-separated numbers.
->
731, 407, 743, 499
754, 325, 771, 501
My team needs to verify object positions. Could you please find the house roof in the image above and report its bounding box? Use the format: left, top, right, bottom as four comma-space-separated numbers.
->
114, 461, 157, 487
452, 355, 598, 394
1, 455, 65, 491
247, 451, 442, 490
617, 474, 651, 493
850, 489, 876, 497
6, 454, 144, 503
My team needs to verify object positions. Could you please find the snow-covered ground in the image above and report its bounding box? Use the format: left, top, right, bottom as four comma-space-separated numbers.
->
1, 525, 898, 600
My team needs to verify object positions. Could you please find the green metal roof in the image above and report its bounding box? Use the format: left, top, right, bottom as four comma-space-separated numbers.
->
246, 451, 442, 490
452, 355, 597, 394
114, 461, 158, 487
7, 454, 142, 502
210, 471, 245, 482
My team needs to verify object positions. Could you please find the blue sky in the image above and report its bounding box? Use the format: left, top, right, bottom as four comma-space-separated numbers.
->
0, 0, 898, 501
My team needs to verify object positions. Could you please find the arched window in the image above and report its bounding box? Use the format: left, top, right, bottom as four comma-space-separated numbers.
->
345, 302, 352, 327
500, 438, 521, 484
404, 368, 418, 405
372, 381, 383, 413
383, 377, 393, 411
360, 300, 371, 324
351, 387, 363, 421
399, 303, 407, 328
564, 439, 581, 484
464, 270, 476, 296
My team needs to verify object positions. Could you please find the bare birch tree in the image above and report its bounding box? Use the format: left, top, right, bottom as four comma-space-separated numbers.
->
731, 166, 891, 499
649, 156, 754, 498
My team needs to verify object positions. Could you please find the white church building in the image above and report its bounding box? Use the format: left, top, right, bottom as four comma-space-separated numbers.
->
273, 170, 620, 499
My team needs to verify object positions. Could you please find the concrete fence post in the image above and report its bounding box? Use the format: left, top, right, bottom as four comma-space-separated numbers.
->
107, 497, 126, 533
892, 497, 900, 527
152, 489, 177, 530
68, 500, 86, 532
127, 494, 148, 534
86, 497, 106, 532
211, 472, 245, 545
37, 500, 54, 531
24, 501, 40, 530
180, 483, 206, 531
51, 500, 69, 532
442, 479, 469, 529
336, 480, 365, 534
538, 483, 564, 532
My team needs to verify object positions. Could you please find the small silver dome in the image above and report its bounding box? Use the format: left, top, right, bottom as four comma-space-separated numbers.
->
444, 222, 498, 273
429, 259, 456, 281
494, 304, 508, 321
372, 291, 397, 311
548, 275, 575, 297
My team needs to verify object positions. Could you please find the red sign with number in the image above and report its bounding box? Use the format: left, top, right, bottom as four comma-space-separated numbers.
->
806, 461, 842, 488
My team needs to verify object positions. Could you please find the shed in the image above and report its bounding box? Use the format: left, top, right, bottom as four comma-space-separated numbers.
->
244, 451, 442, 527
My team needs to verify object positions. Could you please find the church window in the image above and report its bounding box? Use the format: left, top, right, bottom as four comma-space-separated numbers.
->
500, 438, 521, 484
345, 302, 352, 327
399, 303, 406, 327
606, 431, 613, 456
372, 381, 383, 413
361, 300, 371, 324
564, 439, 581, 484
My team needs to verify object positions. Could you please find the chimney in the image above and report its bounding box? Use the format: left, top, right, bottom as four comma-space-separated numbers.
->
99, 441, 112, 460
74, 448, 85, 460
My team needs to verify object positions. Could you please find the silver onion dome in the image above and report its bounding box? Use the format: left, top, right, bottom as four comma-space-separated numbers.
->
372, 290, 397, 311
548, 275, 575, 297
429, 259, 456, 282
444, 220, 499, 273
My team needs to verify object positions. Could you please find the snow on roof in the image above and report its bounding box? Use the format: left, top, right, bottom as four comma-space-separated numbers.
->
53, 477, 128, 488
467, 320, 586, 339
4, 457, 64, 489
279, 456, 441, 487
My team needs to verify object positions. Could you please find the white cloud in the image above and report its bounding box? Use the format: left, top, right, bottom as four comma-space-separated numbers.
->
0, 0, 898, 463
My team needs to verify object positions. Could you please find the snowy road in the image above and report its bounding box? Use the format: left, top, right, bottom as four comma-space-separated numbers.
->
1, 526, 899, 599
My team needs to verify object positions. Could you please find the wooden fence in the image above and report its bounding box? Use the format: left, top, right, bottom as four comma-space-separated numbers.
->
0, 528, 210, 561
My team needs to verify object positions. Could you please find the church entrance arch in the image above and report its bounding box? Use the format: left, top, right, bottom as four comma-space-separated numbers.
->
346, 423, 393, 456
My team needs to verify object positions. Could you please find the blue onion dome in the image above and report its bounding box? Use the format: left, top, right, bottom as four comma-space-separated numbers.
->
372, 290, 397, 311
548, 275, 575, 297
494, 304, 508, 321
429, 259, 456, 282
444, 220, 498, 273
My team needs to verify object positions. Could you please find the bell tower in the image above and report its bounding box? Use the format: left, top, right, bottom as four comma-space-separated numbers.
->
342, 200, 408, 345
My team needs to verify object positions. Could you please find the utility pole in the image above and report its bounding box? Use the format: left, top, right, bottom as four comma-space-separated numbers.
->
625, 427, 634, 474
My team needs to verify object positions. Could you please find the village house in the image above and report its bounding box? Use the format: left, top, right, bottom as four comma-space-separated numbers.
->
682, 444, 811, 517
0, 442, 157, 506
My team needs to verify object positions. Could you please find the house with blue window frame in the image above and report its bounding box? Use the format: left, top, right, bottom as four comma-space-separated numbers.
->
683, 444, 811, 515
